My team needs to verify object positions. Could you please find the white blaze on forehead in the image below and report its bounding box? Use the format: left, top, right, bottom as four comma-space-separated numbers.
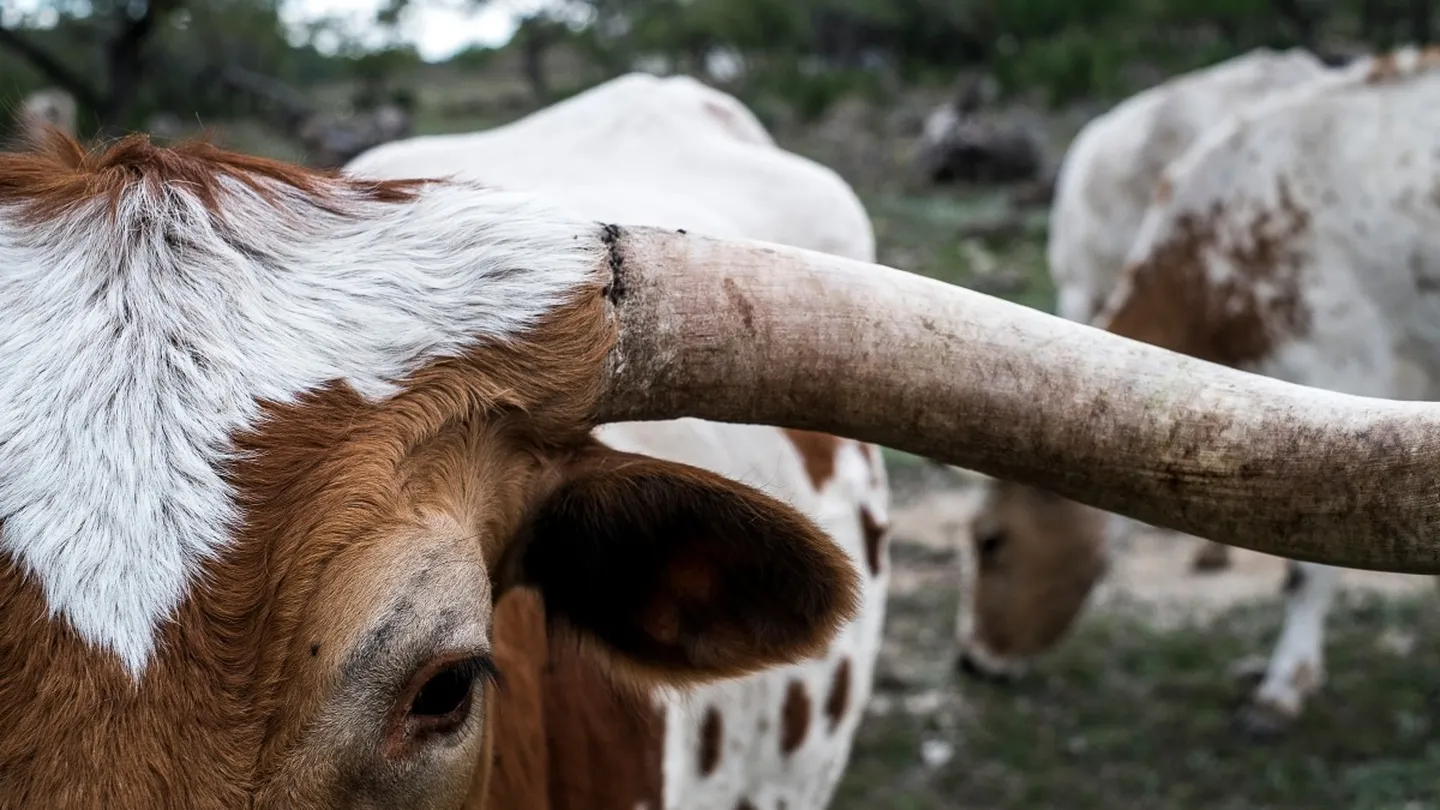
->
0, 175, 603, 676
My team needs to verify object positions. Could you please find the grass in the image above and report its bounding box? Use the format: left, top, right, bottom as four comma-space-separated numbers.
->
866, 190, 1054, 313
834, 585, 1440, 810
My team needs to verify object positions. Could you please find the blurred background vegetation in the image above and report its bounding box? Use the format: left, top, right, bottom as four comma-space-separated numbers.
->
0, 0, 1425, 143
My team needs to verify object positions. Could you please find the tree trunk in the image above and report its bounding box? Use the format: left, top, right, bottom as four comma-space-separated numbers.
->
1409, 0, 1433, 44
1270, 0, 1317, 48
100, 0, 173, 134
520, 27, 550, 104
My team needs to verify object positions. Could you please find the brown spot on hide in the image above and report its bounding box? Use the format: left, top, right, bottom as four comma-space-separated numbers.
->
860, 506, 887, 576
699, 707, 723, 777
780, 680, 811, 755
1365, 46, 1440, 84
1366, 52, 1399, 83
1153, 174, 1173, 204
823, 658, 851, 732
1101, 178, 1312, 368
783, 430, 842, 490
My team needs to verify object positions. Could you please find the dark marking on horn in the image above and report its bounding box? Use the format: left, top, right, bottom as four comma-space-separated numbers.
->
600, 222, 628, 303
721, 277, 756, 335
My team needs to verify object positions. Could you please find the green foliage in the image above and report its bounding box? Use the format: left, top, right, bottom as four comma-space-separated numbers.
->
0, 0, 1429, 144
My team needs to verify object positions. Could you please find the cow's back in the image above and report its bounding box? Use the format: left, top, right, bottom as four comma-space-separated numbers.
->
346, 73, 872, 263
1107, 50, 1440, 397
1048, 47, 1329, 322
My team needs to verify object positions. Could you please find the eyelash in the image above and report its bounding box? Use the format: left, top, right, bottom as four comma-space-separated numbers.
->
450, 653, 504, 690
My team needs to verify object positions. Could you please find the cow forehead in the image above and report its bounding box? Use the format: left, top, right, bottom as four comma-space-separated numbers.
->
0, 161, 603, 675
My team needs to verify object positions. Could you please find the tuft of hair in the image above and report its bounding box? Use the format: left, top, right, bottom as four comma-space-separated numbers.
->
0, 128, 434, 226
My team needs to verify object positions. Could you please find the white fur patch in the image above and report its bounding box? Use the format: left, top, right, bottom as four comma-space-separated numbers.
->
0, 173, 602, 675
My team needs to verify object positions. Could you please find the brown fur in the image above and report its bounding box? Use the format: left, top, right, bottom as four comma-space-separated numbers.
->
0, 128, 428, 224
0, 133, 862, 808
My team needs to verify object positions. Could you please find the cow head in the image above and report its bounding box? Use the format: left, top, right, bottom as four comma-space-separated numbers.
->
955, 480, 1113, 679
0, 132, 854, 808
4, 129, 1440, 809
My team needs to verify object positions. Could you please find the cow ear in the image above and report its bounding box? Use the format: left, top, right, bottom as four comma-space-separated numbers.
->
516, 444, 860, 686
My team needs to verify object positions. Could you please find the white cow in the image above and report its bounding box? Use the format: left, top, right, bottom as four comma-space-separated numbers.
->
347, 72, 872, 264
962, 47, 1440, 737
348, 72, 890, 810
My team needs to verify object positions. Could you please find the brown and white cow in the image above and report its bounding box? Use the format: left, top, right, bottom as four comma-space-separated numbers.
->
961, 47, 1440, 736
1047, 46, 1330, 326
7, 78, 1440, 810
347, 73, 890, 810
1045, 47, 1333, 572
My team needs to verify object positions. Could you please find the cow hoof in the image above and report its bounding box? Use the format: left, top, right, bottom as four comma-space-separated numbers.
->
954, 652, 1016, 684
1227, 655, 1269, 689
1232, 702, 1295, 741
1189, 544, 1233, 573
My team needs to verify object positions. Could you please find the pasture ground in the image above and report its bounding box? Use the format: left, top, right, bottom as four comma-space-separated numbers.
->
198, 73, 1440, 809
837, 466, 1440, 810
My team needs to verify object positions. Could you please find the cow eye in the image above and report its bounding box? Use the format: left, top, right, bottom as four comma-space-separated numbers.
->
391, 653, 500, 750
411, 662, 474, 721
976, 529, 1007, 559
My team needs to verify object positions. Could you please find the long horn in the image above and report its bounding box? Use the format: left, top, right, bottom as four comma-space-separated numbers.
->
597, 226, 1440, 574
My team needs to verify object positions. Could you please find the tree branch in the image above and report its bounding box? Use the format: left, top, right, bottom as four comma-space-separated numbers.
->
99, 0, 185, 128
218, 64, 316, 130
0, 23, 102, 110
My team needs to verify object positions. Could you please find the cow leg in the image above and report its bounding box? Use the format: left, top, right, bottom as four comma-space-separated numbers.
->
1232, 287, 1398, 739
1234, 560, 1338, 739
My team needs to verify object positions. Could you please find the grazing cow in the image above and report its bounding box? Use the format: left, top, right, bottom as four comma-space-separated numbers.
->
7, 81, 1440, 810
1047, 47, 1331, 574
348, 73, 891, 810
959, 47, 1440, 736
